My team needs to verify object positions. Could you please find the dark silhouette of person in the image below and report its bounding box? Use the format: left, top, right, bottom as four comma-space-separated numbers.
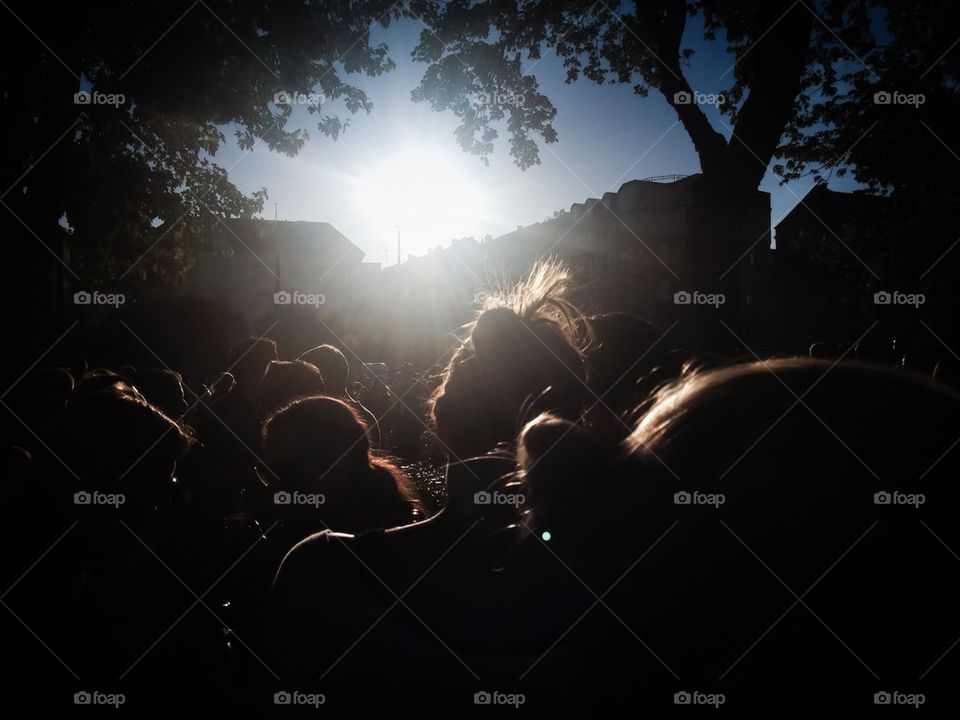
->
190, 337, 280, 536
8, 383, 225, 714
129, 367, 189, 419
261, 395, 423, 540
582, 312, 682, 451
298, 344, 350, 396
515, 358, 960, 715
430, 259, 589, 459
267, 450, 538, 713
205, 337, 280, 452
298, 344, 380, 445
255, 359, 325, 422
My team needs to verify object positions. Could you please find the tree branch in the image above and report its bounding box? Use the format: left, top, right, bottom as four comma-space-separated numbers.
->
722, 0, 814, 190
632, 0, 728, 176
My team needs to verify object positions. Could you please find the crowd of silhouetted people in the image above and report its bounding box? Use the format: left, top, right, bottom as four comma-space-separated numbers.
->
3, 259, 960, 717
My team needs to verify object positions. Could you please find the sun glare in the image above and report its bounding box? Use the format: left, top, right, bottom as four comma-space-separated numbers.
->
355, 145, 487, 262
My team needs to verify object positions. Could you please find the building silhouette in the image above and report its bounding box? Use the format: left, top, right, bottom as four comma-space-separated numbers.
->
371, 174, 777, 358
136, 179, 915, 366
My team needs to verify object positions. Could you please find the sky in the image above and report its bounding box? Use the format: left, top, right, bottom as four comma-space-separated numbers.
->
216, 13, 861, 266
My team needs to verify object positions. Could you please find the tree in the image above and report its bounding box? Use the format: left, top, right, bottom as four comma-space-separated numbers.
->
1, 0, 402, 285
407, 1, 956, 197
776, 0, 960, 292
407, 0, 815, 194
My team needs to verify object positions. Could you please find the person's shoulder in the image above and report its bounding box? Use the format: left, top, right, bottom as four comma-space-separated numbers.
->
278, 528, 354, 566
273, 527, 393, 586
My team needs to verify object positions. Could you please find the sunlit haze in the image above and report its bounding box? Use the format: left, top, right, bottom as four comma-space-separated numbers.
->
353, 144, 488, 259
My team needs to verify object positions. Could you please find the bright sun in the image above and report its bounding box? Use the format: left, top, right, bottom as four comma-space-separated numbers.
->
355, 145, 487, 262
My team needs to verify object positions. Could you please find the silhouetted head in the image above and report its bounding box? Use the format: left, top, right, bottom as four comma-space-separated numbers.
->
623, 358, 960, 478
516, 413, 607, 532
130, 368, 187, 419
585, 313, 672, 404
263, 396, 369, 490
582, 312, 682, 446
299, 344, 349, 397
431, 260, 588, 459
227, 337, 279, 396
618, 358, 960, 694
57, 384, 195, 513
257, 360, 325, 421
262, 396, 422, 532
